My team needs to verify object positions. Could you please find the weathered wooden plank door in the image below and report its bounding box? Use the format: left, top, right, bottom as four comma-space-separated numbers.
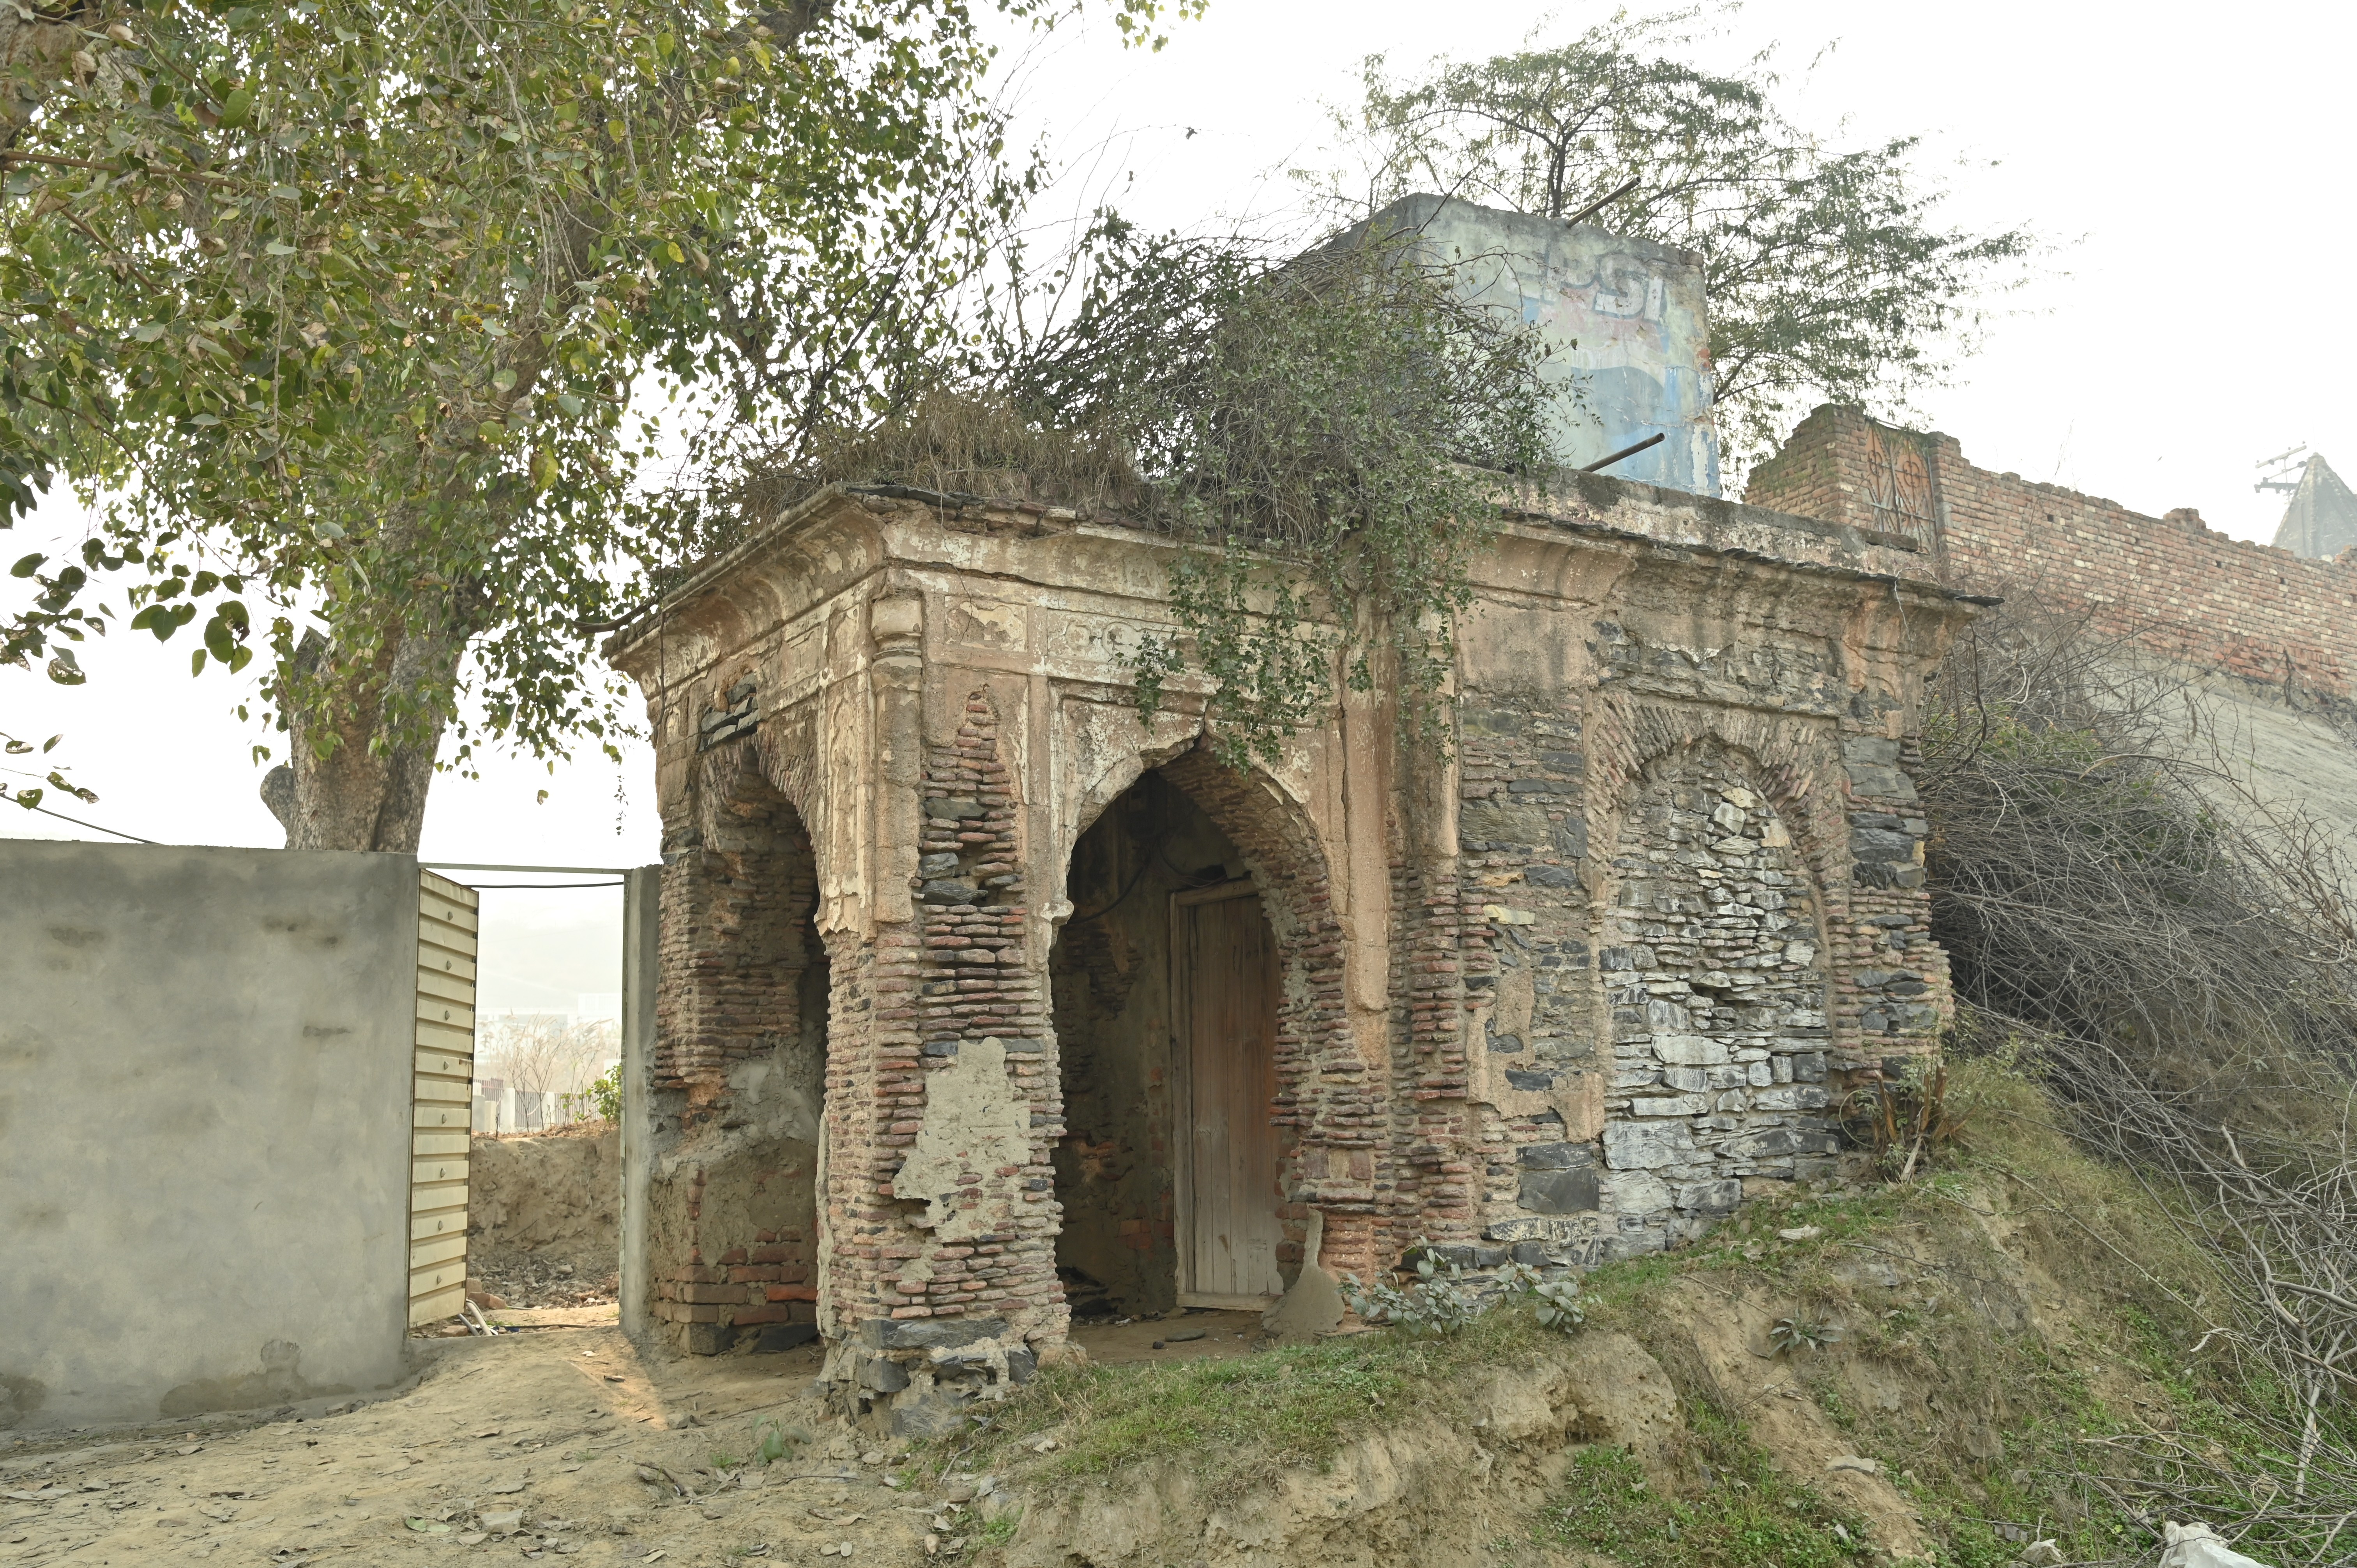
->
409, 871, 480, 1327
1172, 881, 1284, 1308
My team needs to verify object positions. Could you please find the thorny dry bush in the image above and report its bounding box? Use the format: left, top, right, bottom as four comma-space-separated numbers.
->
1921, 598, 2357, 1563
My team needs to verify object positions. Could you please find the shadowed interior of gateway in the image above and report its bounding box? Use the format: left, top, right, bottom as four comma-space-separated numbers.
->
1049, 770, 1285, 1319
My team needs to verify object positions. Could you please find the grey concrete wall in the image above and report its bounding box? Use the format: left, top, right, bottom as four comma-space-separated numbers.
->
0, 842, 420, 1430
618, 865, 658, 1349
1330, 194, 1721, 496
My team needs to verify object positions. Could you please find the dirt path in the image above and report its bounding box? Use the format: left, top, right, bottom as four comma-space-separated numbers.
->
0, 1308, 1281, 1568
3, 1329, 948, 1568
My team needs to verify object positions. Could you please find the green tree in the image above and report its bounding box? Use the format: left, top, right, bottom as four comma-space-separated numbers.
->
1306, 9, 2035, 463
1, 0, 1185, 846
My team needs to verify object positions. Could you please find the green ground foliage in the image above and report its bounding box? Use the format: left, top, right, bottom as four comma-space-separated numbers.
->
931, 1297, 1552, 1487
1542, 1434, 1869, 1568
950, 1059, 2356, 1567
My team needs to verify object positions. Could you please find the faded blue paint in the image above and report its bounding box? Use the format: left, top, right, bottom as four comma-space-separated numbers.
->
1327, 195, 1721, 498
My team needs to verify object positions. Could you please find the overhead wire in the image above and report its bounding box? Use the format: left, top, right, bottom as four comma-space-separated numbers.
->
2, 796, 159, 844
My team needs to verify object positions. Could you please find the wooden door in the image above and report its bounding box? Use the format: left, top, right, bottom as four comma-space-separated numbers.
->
1172, 881, 1284, 1307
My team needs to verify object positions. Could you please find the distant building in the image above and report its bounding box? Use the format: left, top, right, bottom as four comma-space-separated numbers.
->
2270, 454, 2357, 560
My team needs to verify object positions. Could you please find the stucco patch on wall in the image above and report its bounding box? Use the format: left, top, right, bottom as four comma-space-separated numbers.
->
897, 1036, 1030, 1242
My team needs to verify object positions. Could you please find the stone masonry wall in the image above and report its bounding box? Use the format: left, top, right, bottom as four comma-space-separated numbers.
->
1449, 555, 1952, 1265
1456, 700, 1604, 1262
1595, 747, 1835, 1254
1747, 404, 2357, 698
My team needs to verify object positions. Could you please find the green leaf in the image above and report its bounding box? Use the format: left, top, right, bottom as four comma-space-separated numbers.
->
0, 0, 1145, 849
9, 554, 43, 578
130, 602, 196, 641
191, 647, 208, 675
201, 600, 245, 661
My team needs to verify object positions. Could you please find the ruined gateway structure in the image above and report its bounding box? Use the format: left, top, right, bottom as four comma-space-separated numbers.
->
602, 463, 1985, 1430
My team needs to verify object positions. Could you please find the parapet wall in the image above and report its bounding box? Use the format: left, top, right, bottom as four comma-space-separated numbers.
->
1746, 405, 2357, 698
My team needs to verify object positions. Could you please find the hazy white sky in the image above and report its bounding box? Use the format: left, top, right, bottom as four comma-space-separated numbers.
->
6, 1, 2351, 1002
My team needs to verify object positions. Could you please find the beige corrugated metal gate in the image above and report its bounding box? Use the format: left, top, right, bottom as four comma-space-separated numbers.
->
408, 871, 479, 1326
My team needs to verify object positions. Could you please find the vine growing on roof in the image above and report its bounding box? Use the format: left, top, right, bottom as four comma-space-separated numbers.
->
738, 213, 1561, 772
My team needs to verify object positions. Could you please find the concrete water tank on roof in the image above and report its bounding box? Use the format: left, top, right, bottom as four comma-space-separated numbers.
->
1323, 194, 1721, 497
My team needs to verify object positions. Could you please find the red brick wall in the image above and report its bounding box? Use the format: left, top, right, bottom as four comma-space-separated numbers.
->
1747, 406, 2357, 697
649, 754, 825, 1346
869, 692, 1062, 1328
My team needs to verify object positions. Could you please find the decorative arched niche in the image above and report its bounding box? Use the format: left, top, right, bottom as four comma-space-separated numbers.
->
1594, 738, 1838, 1255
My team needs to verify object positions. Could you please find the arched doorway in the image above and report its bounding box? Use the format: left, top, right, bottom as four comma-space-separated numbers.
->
1048, 771, 1286, 1319
646, 768, 832, 1354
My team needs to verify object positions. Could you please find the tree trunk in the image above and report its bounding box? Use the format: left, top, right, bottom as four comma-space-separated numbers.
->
260, 625, 458, 852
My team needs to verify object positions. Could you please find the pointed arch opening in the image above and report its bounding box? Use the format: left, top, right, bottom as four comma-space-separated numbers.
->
1048, 770, 1288, 1317
645, 753, 833, 1353
1597, 741, 1836, 1254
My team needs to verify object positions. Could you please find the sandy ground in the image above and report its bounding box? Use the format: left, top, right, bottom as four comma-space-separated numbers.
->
0, 1310, 1271, 1568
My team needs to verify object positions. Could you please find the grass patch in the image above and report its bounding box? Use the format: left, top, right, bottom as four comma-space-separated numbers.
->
1585, 1059, 2258, 1568
933, 1060, 2165, 1503
1541, 1429, 1870, 1568
925, 1298, 1560, 1486
939, 1058, 2315, 1568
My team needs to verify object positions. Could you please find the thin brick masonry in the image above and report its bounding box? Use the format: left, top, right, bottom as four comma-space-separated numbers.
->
887, 692, 1061, 1334
1749, 405, 2357, 698
647, 749, 826, 1350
